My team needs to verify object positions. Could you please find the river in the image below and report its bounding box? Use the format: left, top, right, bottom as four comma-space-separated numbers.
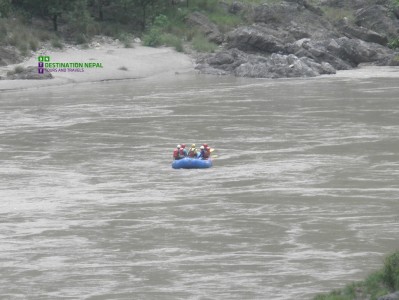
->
1, 67, 399, 299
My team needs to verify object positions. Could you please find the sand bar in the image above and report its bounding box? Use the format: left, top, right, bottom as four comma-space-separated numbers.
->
0, 42, 194, 91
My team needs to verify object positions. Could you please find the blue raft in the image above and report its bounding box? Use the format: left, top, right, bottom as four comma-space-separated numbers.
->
172, 157, 212, 169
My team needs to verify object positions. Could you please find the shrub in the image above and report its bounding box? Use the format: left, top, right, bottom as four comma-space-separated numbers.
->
191, 33, 218, 52
14, 65, 24, 73
314, 251, 399, 300
29, 39, 38, 51
0, 23, 6, 43
7, 65, 24, 76
18, 42, 28, 56
322, 7, 354, 22
142, 28, 162, 47
75, 33, 88, 45
51, 38, 64, 49
118, 32, 133, 48
0, 0, 11, 18
382, 251, 399, 290
153, 14, 169, 28
388, 38, 399, 49
196, 0, 219, 12
160, 33, 183, 52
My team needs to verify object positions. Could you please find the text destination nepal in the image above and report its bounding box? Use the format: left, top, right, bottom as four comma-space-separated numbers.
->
44, 62, 103, 68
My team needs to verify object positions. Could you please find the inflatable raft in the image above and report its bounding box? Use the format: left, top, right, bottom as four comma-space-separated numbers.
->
172, 157, 212, 169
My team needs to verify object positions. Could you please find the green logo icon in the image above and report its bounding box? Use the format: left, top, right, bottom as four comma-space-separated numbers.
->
38, 56, 50, 62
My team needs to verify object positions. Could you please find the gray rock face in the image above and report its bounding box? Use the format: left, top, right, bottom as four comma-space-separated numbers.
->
338, 18, 388, 45
253, 2, 339, 40
234, 53, 336, 78
378, 291, 399, 300
196, 48, 336, 78
288, 37, 395, 68
185, 12, 224, 44
229, 1, 246, 14
227, 26, 287, 53
355, 5, 399, 39
194, 0, 399, 79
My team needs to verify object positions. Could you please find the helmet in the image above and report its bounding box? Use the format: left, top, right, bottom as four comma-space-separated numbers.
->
177, 144, 181, 148
206, 147, 210, 150
200, 146, 204, 150
181, 144, 186, 148
203, 143, 208, 148
191, 144, 196, 148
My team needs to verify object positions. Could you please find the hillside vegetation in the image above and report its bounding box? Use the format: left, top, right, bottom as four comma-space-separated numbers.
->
1, 0, 399, 76
314, 251, 399, 300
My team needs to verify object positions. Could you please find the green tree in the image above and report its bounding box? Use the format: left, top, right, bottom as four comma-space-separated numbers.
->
0, 0, 11, 17
14, 0, 79, 31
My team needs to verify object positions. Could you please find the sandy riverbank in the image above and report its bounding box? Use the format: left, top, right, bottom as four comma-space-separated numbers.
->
0, 40, 195, 91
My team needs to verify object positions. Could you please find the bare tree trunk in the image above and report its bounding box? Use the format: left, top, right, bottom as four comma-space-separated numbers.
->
52, 14, 58, 31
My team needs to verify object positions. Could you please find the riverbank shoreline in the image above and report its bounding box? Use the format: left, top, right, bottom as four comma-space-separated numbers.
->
1, 41, 398, 93
0, 40, 195, 92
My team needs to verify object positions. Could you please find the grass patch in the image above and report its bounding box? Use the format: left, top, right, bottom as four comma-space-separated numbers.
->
388, 38, 399, 49
314, 251, 399, 300
322, 7, 354, 22
160, 33, 183, 52
191, 33, 218, 52
208, 11, 243, 33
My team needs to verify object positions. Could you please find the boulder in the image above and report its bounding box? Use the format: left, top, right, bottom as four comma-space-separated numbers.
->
287, 37, 395, 69
378, 291, 399, 300
335, 37, 394, 64
234, 53, 335, 78
185, 12, 224, 44
229, 1, 246, 14
226, 26, 287, 53
338, 18, 388, 45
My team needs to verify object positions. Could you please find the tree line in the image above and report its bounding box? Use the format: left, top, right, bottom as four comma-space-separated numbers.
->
0, 0, 193, 32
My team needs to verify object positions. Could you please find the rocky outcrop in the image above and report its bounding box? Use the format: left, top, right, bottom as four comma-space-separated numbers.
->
194, 0, 399, 79
287, 37, 396, 68
253, 1, 339, 40
227, 26, 287, 53
4, 66, 53, 80
185, 12, 224, 44
378, 291, 399, 300
338, 18, 388, 45
196, 48, 336, 78
355, 5, 399, 39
